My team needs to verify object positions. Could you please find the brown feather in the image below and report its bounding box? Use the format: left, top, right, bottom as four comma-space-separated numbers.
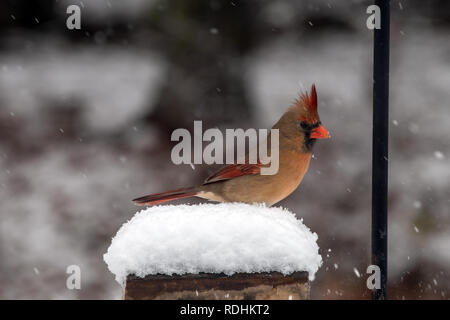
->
132, 188, 197, 206
204, 163, 265, 184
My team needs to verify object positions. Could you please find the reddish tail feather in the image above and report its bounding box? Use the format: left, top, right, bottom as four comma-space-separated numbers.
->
132, 187, 198, 206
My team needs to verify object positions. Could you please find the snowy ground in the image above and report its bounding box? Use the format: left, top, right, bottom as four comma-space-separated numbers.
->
1, 15, 449, 299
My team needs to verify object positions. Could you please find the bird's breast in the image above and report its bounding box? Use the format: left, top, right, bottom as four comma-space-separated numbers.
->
272, 150, 312, 200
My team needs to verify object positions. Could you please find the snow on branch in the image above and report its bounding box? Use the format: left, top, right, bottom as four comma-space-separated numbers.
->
104, 203, 322, 286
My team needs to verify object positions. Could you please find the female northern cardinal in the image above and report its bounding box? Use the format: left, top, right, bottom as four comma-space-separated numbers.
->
133, 84, 329, 207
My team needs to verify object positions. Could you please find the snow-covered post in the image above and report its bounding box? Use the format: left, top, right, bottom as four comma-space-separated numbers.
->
104, 203, 322, 300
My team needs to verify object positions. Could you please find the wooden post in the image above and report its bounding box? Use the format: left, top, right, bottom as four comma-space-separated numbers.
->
124, 272, 310, 300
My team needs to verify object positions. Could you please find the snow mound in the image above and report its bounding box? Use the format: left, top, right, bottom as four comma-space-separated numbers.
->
104, 203, 322, 286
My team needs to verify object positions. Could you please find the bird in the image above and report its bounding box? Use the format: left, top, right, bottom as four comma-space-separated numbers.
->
133, 84, 329, 207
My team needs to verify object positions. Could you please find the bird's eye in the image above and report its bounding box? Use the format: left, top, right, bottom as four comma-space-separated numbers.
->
299, 122, 309, 130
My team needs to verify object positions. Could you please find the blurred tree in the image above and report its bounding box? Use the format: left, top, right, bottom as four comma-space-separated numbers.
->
143, 0, 258, 132
1, 0, 55, 27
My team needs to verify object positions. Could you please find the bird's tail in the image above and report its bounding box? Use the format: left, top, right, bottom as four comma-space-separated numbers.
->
132, 187, 198, 206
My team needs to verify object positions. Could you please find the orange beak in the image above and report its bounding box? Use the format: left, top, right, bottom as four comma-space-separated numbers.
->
310, 125, 330, 139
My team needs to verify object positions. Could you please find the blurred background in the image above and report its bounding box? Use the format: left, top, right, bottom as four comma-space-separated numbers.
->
0, 0, 449, 299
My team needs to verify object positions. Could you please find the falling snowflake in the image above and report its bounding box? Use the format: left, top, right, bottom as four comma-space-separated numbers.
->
434, 151, 444, 160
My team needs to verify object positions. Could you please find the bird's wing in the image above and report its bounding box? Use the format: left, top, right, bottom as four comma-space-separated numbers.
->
204, 162, 265, 184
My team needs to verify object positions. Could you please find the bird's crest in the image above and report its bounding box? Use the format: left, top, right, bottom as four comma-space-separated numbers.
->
293, 84, 319, 123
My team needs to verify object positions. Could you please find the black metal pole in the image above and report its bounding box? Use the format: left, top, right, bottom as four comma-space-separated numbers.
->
372, 0, 390, 300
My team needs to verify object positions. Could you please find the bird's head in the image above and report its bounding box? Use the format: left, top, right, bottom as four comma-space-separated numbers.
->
274, 84, 330, 152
